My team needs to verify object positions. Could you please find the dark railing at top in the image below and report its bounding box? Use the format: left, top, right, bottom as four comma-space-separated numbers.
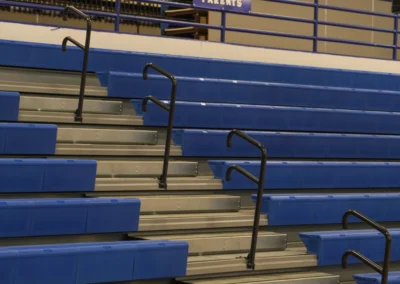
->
142, 63, 177, 190
225, 129, 267, 269
341, 210, 392, 284
1, 0, 399, 60
62, 5, 92, 122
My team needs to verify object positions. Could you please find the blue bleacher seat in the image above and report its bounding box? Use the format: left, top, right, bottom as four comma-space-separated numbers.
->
131, 100, 400, 135
0, 159, 96, 192
0, 92, 19, 121
0, 123, 57, 154
173, 129, 400, 159
353, 272, 400, 284
100, 72, 400, 112
4, 40, 400, 90
209, 160, 400, 190
299, 229, 400, 266
253, 193, 400, 226
0, 240, 188, 283
0, 198, 140, 237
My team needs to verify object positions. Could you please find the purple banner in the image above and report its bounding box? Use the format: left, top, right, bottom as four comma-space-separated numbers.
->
193, 0, 251, 13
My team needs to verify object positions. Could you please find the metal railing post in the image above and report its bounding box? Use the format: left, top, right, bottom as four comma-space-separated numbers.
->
341, 210, 392, 284
394, 15, 398, 60
115, 0, 121, 32
221, 11, 226, 42
313, 0, 319, 52
142, 63, 177, 190
62, 5, 92, 122
226, 129, 267, 269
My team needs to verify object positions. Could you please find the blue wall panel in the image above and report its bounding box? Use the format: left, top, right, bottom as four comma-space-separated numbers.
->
0, 92, 19, 122
3, 40, 400, 90
1, 123, 57, 155
102, 72, 400, 113
0, 198, 140, 237
300, 229, 400, 266
0, 159, 96, 193
0, 240, 188, 283
209, 160, 400, 190
133, 100, 400, 135
254, 194, 400, 226
173, 129, 400, 159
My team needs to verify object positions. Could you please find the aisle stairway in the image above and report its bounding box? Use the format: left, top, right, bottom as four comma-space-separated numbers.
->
0, 66, 345, 283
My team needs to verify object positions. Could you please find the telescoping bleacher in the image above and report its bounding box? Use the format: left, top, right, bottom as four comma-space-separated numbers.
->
3, 21, 400, 284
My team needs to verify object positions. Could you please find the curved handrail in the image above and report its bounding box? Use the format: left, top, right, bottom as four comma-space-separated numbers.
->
342, 210, 392, 284
142, 63, 177, 190
226, 129, 267, 270
62, 5, 92, 122
142, 96, 169, 112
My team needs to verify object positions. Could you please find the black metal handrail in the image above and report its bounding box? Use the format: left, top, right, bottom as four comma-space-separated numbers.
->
142, 63, 177, 190
341, 210, 392, 284
226, 129, 267, 269
62, 5, 92, 122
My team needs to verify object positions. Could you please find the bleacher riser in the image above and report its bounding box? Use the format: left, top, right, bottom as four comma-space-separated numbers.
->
3, 38, 400, 283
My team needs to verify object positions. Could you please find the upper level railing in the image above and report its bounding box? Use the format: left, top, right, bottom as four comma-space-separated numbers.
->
0, 0, 398, 60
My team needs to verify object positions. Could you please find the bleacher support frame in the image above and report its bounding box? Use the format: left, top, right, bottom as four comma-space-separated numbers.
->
341, 210, 392, 284
142, 63, 177, 190
226, 129, 267, 269
62, 5, 92, 122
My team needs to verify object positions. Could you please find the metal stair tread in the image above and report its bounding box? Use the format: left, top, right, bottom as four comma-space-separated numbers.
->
189, 272, 338, 284
141, 231, 284, 240
187, 247, 308, 263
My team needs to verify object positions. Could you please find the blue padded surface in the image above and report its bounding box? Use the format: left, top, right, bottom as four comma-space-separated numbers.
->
299, 229, 400, 266
3, 40, 400, 90
132, 100, 400, 135
209, 160, 400, 190
101, 72, 400, 112
0, 198, 140, 237
0, 159, 96, 192
253, 193, 400, 226
0, 240, 188, 283
0, 92, 19, 122
173, 129, 400, 159
0, 123, 56, 154
354, 272, 400, 284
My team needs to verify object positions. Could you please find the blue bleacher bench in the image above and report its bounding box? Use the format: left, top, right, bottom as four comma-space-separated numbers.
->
0, 240, 188, 283
209, 160, 400, 190
0, 123, 57, 154
0, 198, 140, 237
173, 129, 400, 159
100, 72, 400, 113
0, 92, 19, 121
353, 272, 400, 284
132, 100, 400, 135
253, 194, 400, 226
299, 229, 400, 266
3, 40, 400, 91
0, 159, 97, 192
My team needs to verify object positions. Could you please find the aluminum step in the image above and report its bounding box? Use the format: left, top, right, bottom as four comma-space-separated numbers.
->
96, 161, 198, 177
188, 272, 339, 284
20, 96, 123, 114
186, 247, 317, 276
95, 176, 221, 191
138, 195, 241, 213
141, 232, 286, 255
0, 67, 106, 96
19, 111, 142, 126
138, 210, 268, 231
56, 144, 182, 156
57, 128, 158, 144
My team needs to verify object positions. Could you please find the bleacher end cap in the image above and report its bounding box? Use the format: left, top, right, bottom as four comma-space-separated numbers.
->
393, 0, 400, 14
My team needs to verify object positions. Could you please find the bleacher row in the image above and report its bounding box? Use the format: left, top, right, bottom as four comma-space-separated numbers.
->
1, 38, 400, 283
